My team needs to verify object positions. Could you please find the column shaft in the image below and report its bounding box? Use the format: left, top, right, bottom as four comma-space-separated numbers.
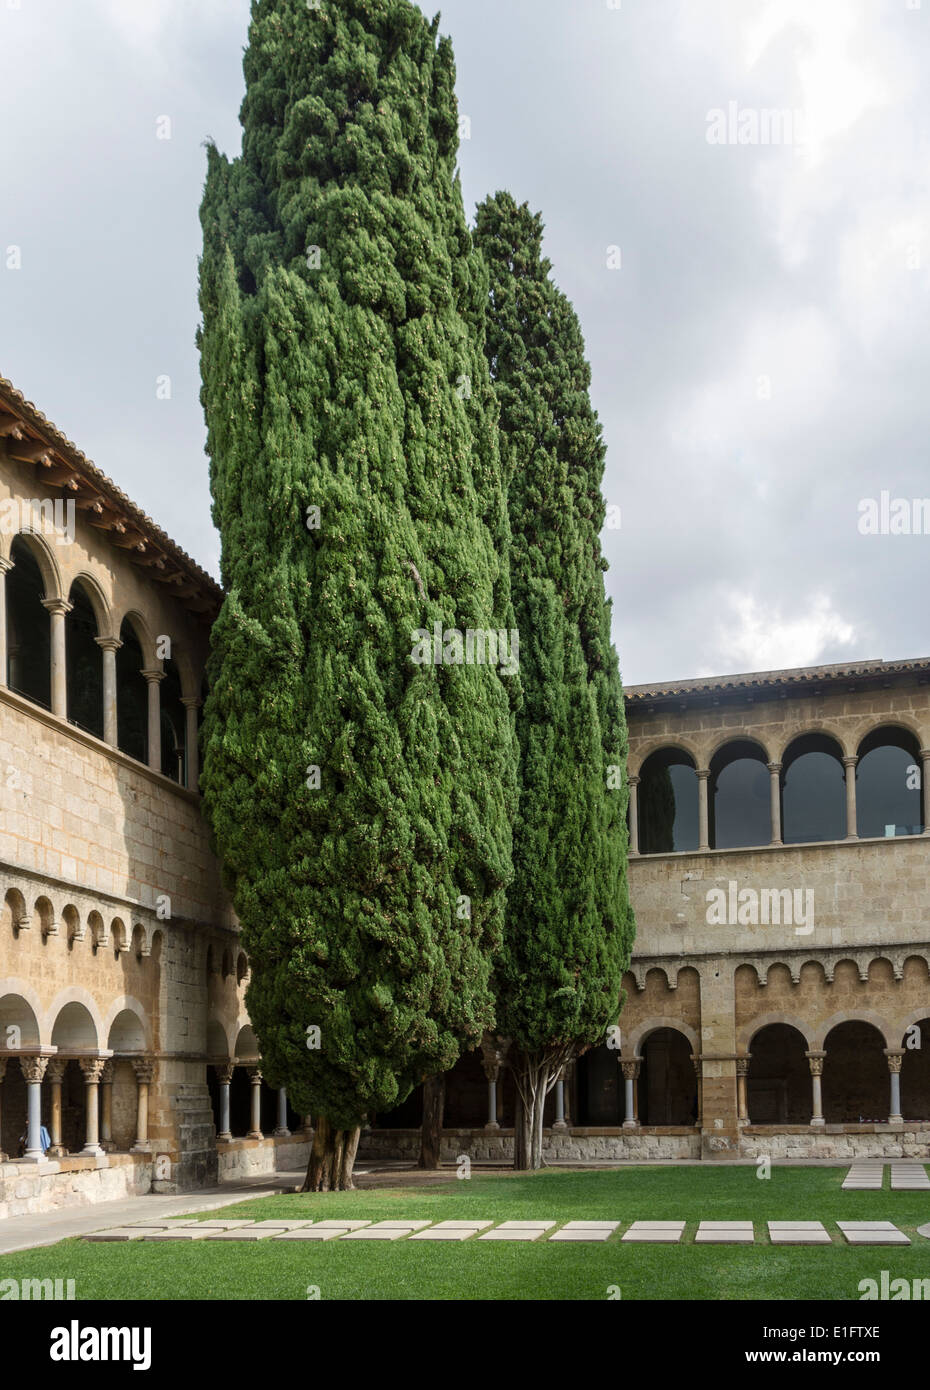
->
697, 771, 710, 850
843, 757, 858, 840
96, 637, 121, 747
42, 599, 72, 719
768, 763, 782, 846
0, 557, 12, 688
628, 776, 640, 856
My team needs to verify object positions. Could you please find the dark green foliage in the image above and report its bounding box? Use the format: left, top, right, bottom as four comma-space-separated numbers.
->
474, 193, 635, 1156
198, 0, 517, 1132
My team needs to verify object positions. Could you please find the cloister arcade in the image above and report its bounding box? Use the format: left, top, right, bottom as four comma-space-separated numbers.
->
2, 529, 203, 790
629, 727, 929, 855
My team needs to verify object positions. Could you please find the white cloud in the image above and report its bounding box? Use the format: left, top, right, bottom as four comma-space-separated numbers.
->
709, 592, 857, 674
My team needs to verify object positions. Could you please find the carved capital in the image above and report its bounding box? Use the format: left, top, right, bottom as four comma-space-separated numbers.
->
214, 1062, 235, 1086
767, 762, 782, 775
691, 1055, 703, 1077
806, 1050, 826, 1076
80, 1057, 107, 1084
94, 635, 123, 654
620, 1060, 641, 1081
20, 1055, 49, 1084
132, 1059, 155, 1085
100, 1060, 115, 1085
736, 1057, 751, 1077
247, 1066, 262, 1084
884, 1049, 905, 1074
40, 597, 72, 619
842, 755, 858, 769
141, 668, 165, 686
46, 1058, 67, 1085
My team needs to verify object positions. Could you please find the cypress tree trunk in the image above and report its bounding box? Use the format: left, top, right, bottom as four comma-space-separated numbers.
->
303, 1115, 361, 1192
418, 1076, 446, 1169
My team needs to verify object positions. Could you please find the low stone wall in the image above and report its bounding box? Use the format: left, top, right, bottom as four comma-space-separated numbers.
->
0, 1152, 151, 1220
217, 1134, 310, 1182
358, 1127, 702, 1163
740, 1126, 930, 1160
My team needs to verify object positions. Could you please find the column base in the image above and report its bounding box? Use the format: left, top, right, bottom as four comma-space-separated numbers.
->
273, 1127, 291, 1137
810, 1118, 825, 1128
101, 1140, 116, 1153
130, 1141, 154, 1153
484, 1122, 500, 1132
889, 1115, 904, 1126
552, 1120, 567, 1131
21, 1151, 48, 1163
47, 1145, 67, 1158
247, 1131, 263, 1141
216, 1132, 233, 1144
80, 1145, 105, 1157
622, 1120, 639, 1131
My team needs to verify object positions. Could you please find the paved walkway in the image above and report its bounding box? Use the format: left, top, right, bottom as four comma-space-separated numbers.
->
0, 1170, 305, 1256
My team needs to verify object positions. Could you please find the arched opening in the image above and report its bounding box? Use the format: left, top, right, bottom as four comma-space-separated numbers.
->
107, 1009, 146, 1053
781, 734, 845, 845
2, 888, 28, 938
575, 1042, 622, 1124
7, 536, 50, 709
374, 1084, 424, 1129
229, 1067, 252, 1138
856, 727, 923, 838
638, 1028, 697, 1125
116, 619, 147, 764
160, 658, 186, 784
443, 1050, 500, 1129
746, 1024, 811, 1123
709, 740, 770, 849
0, 993, 40, 1048
65, 582, 103, 738
638, 749, 699, 854
823, 1021, 889, 1123
50, 1002, 98, 1052
901, 1019, 930, 1121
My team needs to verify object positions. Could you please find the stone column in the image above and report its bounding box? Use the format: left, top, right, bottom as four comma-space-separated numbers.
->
885, 1050, 904, 1125
214, 1062, 233, 1142
141, 669, 164, 773
95, 636, 121, 747
131, 1059, 154, 1151
767, 763, 783, 846
79, 1057, 105, 1156
20, 1056, 49, 1159
691, 1056, 703, 1128
0, 1056, 6, 1159
274, 1087, 291, 1137
553, 1076, 566, 1130
41, 597, 72, 719
0, 556, 13, 687
181, 696, 202, 791
920, 749, 930, 835
628, 775, 640, 856
621, 1059, 640, 1129
480, 1040, 504, 1132
697, 770, 711, 850
562, 1062, 574, 1128
806, 1051, 826, 1126
247, 1067, 263, 1139
100, 1060, 115, 1151
46, 1058, 67, 1157
843, 756, 858, 840
736, 1056, 751, 1125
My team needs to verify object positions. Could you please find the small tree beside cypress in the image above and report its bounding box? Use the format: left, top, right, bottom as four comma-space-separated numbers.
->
475, 192, 636, 1170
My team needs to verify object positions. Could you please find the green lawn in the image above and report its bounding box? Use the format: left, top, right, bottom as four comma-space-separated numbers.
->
3, 1166, 929, 1301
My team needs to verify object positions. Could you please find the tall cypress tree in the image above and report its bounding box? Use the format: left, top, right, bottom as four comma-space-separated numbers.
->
198, 0, 517, 1189
475, 192, 635, 1170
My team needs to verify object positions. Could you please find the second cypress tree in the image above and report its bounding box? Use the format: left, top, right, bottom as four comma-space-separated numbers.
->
475, 192, 636, 1169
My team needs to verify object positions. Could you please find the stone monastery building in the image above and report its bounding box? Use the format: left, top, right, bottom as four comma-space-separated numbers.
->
0, 375, 928, 1216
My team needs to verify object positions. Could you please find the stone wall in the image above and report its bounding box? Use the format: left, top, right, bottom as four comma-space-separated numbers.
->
0, 1152, 151, 1221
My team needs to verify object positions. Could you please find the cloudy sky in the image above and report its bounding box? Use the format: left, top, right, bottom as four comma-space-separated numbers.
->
2, 0, 929, 686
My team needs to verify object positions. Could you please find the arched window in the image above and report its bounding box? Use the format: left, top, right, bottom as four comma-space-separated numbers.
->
823, 1021, 889, 1123
160, 658, 187, 784
6, 537, 50, 708
781, 734, 845, 845
66, 582, 103, 738
709, 740, 769, 849
116, 619, 147, 764
747, 1024, 811, 1122
856, 727, 923, 838
638, 1029, 697, 1125
638, 749, 699, 854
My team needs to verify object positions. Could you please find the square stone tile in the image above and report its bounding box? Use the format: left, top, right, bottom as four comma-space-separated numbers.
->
768, 1222, 831, 1245
124, 1220, 178, 1229
341, 1228, 416, 1240
205, 1228, 280, 1240
428, 1221, 493, 1231
359, 1220, 432, 1231
84, 1228, 149, 1242
182, 1220, 260, 1229
143, 1229, 215, 1240
274, 1228, 348, 1241
622, 1224, 685, 1243
240, 1220, 313, 1230
478, 1228, 549, 1241
549, 1228, 614, 1242
559, 1221, 619, 1231
490, 1221, 556, 1230
916, 1223, 930, 1239
409, 1228, 479, 1241
695, 1222, 754, 1244
308, 1220, 371, 1230
837, 1222, 909, 1246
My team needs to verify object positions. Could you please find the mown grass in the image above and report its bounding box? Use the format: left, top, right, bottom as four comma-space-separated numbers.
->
2, 1165, 928, 1301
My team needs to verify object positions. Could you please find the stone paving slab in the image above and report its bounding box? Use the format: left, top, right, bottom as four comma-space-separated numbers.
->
622, 1222, 686, 1243
274, 1228, 348, 1241
425, 1221, 493, 1231
83, 1228, 149, 1242
142, 1228, 215, 1241
366, 1220, 433, 1229
179, 1220, 261, 1229
768, 1222, 831, 1245
549, 1228, 614, 1242
916, 1223, 930, 1240
205, 1228, 282, 1240
341, 1227, 420, 1241
837, 1222, 910, 1246
239, 1220, 313, 1230
558, 1221, 619, 1230
478, 1228, 550, 1242
488, 1221, 556, 1230
409, 1228, 480, 1241
695, 1222, 754, 1245
307, 1220, 371, 1230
